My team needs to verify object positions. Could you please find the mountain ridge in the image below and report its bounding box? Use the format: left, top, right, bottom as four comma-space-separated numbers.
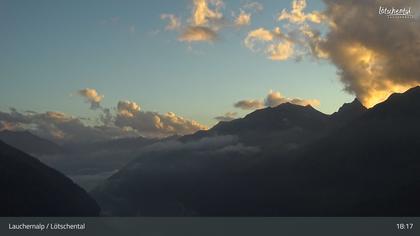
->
93, 86, 420, 216
182, 102, 331, 151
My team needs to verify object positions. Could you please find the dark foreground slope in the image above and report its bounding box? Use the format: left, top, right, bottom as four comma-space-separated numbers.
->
0, 141, 100, 216
93, 86, 420, 216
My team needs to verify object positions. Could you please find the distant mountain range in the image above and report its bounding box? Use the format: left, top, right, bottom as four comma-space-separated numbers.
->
0, 130, 65, 156
0, 130, 162, 157
0, 130, 168, 191
92, 86, 420, 216
63, 136, 161, 153
0, 140, 100, 216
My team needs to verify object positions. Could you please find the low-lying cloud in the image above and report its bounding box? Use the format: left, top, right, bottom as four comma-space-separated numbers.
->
0, 89, 207, 143
126, 135, 260, 169
0, 109, 134, 143
235, 90, 320, 110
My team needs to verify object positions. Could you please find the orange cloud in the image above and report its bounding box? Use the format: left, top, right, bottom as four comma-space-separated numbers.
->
317, 0, 420, 107
178, 26, 217, 42
78, 88, 104, 110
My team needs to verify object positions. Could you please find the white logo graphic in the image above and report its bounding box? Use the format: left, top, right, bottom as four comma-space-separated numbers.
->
378, 6, 414, 19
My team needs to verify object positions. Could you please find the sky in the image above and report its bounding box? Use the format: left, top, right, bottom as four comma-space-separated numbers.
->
0, 0, 349, 123
1, 0, 419, 142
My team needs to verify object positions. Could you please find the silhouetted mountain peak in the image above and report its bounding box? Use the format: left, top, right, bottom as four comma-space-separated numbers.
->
349, 97, 363, 106
247, 102, 325, 119
330, 98, 367, 126
338, 98, 366, 113
272, 102, 313, 111
273, 102, 299, 109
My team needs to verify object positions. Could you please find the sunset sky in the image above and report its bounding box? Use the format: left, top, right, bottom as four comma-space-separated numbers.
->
1, 0, 419, 141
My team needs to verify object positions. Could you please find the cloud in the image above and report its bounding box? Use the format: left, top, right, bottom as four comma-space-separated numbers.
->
264, 90, 320, 107
244, 27, 283, 49
244, 0, 328, 61
243, 2, 264, 12
128, 135, 259, 163
247, 0, 420, 107
234, 100, 264, 110
234, 10, 252, 27
191, 0, 224, 26
180, 0, 224, 43
0, 109, 136, 143
314, 0, 420, 107
278, 0, 325, 24
234, 90, 320, 110
160, 0, 224, 43
178, 26, 218, 42
0, 108, 31, 124
78, 88, 104, 110
141, 135, 239, 153
0, 121, 18, 131
77, 88, 117, 127
244, 27, 294, 61
0, 98, 207, 142
214, 112, 238, 122
117, 101, 141, 117
266, 40, 294, 61
115, 100, 207, 137
162, 0, 258, 44
161, 14, 181, 31
234, 2, 264, 27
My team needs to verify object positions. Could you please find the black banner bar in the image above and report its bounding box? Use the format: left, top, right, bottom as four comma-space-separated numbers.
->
0, 217, 418, 236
